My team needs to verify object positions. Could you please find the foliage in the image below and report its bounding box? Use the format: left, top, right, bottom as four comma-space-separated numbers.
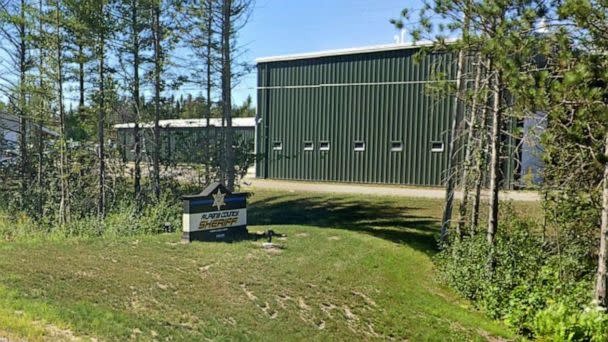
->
436, 210, 606, 339
534, 304, 608, 342
0, 180, 181, 241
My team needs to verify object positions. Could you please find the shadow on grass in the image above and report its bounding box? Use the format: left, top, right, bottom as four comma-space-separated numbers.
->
248, 194, 440, 255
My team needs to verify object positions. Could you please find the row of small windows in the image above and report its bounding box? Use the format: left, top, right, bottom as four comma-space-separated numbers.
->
272, 141, 444, 153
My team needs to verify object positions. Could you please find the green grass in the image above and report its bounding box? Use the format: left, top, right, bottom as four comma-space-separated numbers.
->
0, 189, 532, 341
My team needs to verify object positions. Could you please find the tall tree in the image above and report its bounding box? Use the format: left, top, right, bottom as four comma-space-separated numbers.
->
220, 0, 233, 190
217, 0, 252, 191
33, 0, 50, 218
94, 0, 109, 217
440, 3, 471, 242
51, 0, 70, 224
151, 0, 162, 199
181, 0, 218, 182
18, 0, 29, 201
395, 0, 546, 248
470, 59, 491, 232
556, 0, 608, 308
117, 0, 150, 204
456, 53, 484, 235
486, 65, 502, 245
131, 0, 142, 203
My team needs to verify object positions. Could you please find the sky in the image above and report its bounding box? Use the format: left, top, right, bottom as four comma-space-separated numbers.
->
230, 0, 420, 106
0, 0, 420, 113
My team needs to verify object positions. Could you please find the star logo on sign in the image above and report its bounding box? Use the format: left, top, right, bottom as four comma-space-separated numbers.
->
212, 189, 226, 210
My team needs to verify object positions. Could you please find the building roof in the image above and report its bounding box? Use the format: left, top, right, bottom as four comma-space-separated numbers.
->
114, 117, 256, 129
0, 112, 59, 137
255, 39, 458, 64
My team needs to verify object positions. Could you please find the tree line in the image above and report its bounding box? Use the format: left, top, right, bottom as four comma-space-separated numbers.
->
0, 0, 253, 224
393, 0, 608, 338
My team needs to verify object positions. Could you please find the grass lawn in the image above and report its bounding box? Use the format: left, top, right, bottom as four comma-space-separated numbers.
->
0, 189, 533, 341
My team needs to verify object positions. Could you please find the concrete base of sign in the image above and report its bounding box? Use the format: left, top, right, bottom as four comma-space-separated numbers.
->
182, 225, 248, 243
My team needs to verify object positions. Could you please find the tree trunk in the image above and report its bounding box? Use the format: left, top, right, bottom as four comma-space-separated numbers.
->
594, 133, 608, 307
205, 0, 213, 184
440, 43, 466, 242
56, 1, 70, 224
19, 0, 28, 203
36, 0, 45, 218
486, 69, 502, 245
470, 58, 491, 232
221, 0, 235, 191
457, 53, 483, 234
131, 0, 142, 205
98, 1, 106, 218
78, 43, 85, 113
152, 2, 162, 200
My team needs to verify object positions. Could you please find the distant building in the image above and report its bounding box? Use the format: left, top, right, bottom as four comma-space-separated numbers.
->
520, 113, 546, 186
255, 42, 524, 188
114, 117, 256, 164
0, 113, 59, 164
0, 112, 58, 147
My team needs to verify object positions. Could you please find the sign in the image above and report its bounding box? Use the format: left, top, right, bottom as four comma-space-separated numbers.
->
182, 182, 248, 242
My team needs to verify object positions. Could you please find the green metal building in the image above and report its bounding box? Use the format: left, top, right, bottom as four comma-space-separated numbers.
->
115, 117, 256, 164
255, 42, 519, 188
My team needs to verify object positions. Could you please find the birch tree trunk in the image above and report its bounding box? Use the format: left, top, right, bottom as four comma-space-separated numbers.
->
56, 1, 70, 224
440, 49, 465, 242
487, 69, 502, 245
457, 54, 483, 234
594, 133, 608, 307
470, 58, 491, 232
440, 9, 470, 242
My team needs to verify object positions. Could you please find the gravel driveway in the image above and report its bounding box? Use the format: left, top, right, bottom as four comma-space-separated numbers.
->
242, 178, 540, 202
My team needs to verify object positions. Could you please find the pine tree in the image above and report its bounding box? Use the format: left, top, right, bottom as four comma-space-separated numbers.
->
216, 0, 252, 191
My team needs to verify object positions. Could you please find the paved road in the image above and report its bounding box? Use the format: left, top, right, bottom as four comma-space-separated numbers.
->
242, 179, 540, 202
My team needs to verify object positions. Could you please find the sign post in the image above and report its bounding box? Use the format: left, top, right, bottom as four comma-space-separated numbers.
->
182, 182, 248, 242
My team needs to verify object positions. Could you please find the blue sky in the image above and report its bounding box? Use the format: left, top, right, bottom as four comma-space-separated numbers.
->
231, 0, 418, 106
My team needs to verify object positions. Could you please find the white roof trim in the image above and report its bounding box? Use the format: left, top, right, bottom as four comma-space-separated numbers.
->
114, 117, 256, 129
256, 39, 458, 64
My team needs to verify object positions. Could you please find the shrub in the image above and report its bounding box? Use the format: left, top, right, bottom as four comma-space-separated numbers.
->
534, 304, 608, 342
436, 213, 607, 340
0, 183, 184, 240
52, 196, 182, 239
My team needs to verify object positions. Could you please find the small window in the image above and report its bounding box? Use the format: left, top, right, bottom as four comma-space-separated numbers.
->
319, 141, 330, 151
273, 141, 283, 151
354, 141, 365, 152
431, 141, 444, 153
391, 141, 403, 152
303, 141, 314, 151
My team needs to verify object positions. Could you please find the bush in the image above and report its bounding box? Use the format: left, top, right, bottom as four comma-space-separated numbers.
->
534, 304, 608, 342
0, 182, 183, 241
52, 195, 181, 239
436, 214, 607, 340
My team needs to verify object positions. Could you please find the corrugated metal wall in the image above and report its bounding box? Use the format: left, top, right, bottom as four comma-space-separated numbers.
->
117, 126, 255, 164
256, 47, 518, 188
